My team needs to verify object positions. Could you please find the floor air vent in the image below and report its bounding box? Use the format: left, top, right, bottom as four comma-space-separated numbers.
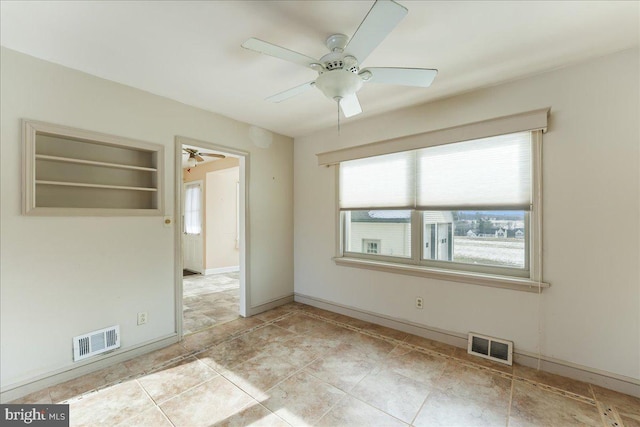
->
467, 332, 513, 365
73, 325, 120, 362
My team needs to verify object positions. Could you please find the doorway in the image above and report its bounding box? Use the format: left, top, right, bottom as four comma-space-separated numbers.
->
174, 137, 249, 337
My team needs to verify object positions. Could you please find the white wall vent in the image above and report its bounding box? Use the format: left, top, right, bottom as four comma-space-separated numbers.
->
73, 325, 120, 362
467, 332, 513, 365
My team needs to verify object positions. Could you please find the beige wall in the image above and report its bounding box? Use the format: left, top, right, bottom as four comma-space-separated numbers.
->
0, 47, 294, 393
183, 158, 239, 271
206, 166, 240, 271
294, 48, 639, 382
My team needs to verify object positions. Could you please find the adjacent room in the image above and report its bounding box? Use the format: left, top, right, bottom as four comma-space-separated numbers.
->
1, 1, 638, 426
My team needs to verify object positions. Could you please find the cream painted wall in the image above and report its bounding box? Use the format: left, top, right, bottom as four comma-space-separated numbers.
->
183, 157, 240, 270
294, 49, 640, 381
0, 47, 293, 390
206, 166, 240, 270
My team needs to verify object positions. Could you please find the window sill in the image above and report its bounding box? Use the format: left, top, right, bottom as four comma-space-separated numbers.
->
333, 257, 550, 293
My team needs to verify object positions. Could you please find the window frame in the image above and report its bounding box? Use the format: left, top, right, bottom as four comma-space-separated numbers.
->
335, 130, 546, 292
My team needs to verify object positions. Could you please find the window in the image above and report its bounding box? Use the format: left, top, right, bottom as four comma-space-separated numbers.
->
338, 130, 541, 282
184, 182, 202, 235
363, 239, 381, 254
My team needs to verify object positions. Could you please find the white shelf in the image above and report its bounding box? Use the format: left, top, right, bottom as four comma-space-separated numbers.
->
23, 120, 164, 215
36, 180, 158, 192
35, 154, 157, 172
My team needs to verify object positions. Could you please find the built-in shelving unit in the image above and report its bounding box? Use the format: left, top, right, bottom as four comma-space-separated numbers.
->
23, 120, 164, 215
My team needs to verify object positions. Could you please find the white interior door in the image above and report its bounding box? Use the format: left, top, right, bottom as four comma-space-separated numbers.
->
183, 181, 203, 273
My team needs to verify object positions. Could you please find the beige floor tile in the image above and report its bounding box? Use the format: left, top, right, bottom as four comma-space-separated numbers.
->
318, 311, 375, 329
124, 343, 189, 375
279, 301, 305, 311
509, 381, 601, 427
213, 402, 291, 427
9, 388, 52, 404
254, 306, 295, 322
298, 305, 336, 319
115, 406, 173, 427
318, 395, 407, 427
138, 356, 218, 404
513, 364, 593, 398
350, 368, 433, 423
202, 306, 240, 323
277, 333, 343, 357
257, 339, 320, 368
306, 350, 377, 392
413, 389, 508, 427
334, 332, 396, 362
262, 371, 345, 426
307, 321, 354, 341
621, 414, 640, 427
382, 348, 448, 386
50, 363, 133, 402
68, 380, 155, 427
182, 316, 264, 351
242, 324, 298, 343
403, 334, 457, 356
452, 347, 513, 373
361, 323, 409, 341
273, 313, 331, 335
181, 326, 229, 351
197, 335, 261, 370
220, 353, 299, 400
436, 361, 512, 403
414, 362, 511, 426
183, 312, 217, 334
592, 385, 640, 419
160, 376, 255, 427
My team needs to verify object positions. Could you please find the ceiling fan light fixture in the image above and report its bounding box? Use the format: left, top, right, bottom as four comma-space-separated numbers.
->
315, 69, 363, 100
187, 156, 197, 167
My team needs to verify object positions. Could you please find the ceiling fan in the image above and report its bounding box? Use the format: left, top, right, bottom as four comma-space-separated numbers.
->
183, 148, 225, 167
241, 0, 437, 119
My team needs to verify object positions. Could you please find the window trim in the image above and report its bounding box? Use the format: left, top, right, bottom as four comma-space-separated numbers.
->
332, 128, 547, 292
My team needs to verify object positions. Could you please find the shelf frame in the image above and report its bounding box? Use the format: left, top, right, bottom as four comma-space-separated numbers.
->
23, 119, 164, 216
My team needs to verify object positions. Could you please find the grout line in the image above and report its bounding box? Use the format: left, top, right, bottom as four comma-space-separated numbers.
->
506, 374, 515, 427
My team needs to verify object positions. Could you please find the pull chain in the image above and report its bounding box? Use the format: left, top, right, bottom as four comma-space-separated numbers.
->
337, 99, 341, 135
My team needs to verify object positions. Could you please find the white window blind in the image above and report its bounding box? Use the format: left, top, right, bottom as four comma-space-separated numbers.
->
417, 132, 532, 210
339, 131, 532, 211
184, 184, 202, 235
339, 151, 415, 209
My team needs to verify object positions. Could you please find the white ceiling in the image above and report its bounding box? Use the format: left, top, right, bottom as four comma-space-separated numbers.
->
1, 1, 638, 138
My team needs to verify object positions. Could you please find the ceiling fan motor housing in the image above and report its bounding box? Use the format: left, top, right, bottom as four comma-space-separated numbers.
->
315, 69, 364, 100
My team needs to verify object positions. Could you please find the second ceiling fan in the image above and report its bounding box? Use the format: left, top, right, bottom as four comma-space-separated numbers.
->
242, 0, 437, 118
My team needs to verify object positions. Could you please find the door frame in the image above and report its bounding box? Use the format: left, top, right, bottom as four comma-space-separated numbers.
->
174, 136, 250, 338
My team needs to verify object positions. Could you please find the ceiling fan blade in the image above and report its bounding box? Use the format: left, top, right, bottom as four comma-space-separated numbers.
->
340, 93, 362, 118
345, 0, 408, 64
195, 155, 205, 162
242, 38, 317, 68
363, 67, 438, 87
200, 153, 226, 159
266, 81, 315, 103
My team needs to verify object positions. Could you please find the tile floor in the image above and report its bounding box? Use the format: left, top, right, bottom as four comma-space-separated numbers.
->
12, 302, 640, 427
183, 272, 240, 334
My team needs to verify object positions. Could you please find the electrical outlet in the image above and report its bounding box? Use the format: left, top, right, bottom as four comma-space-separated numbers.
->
415, 297, 424, 309
137, 312, 147, 325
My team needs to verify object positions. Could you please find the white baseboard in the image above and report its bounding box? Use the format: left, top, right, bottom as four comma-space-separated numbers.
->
0, 334, 179, 403
249, 294, 294, 316
204, 265, 240, 275
294, 292, 640, 398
